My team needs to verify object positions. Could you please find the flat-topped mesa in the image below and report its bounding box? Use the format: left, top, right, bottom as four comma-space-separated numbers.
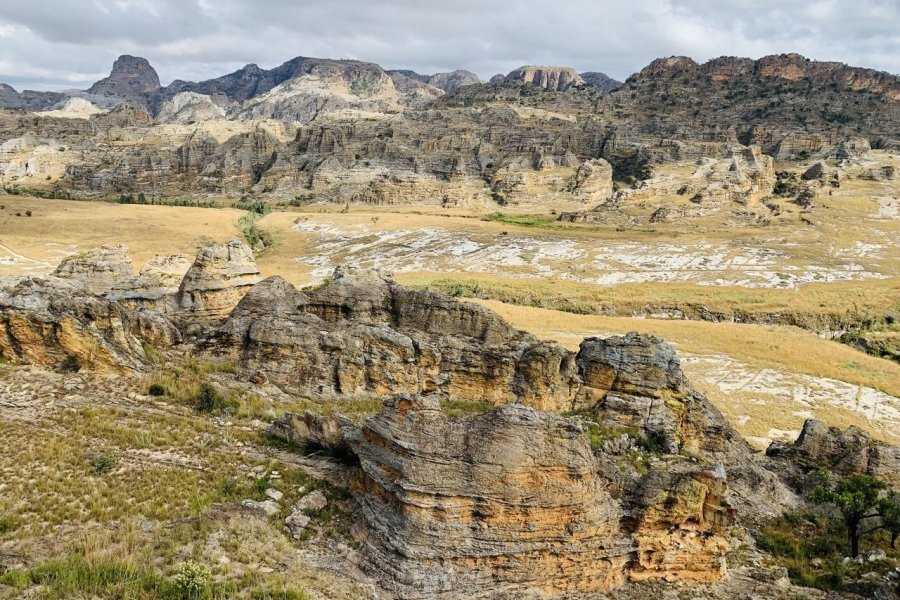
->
506, 66, 585, 91
177, 239, 262, 321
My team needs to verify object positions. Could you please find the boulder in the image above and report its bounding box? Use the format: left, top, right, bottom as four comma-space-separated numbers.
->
52, 245, 134, 294
294, 490, 327, 513
177, 240, 261, 321
572, 158, 614, 202
265, 411, 355, 455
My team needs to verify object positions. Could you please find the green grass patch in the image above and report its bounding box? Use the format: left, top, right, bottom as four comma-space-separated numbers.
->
0, 554, 173, 599
480, 212, 579, 230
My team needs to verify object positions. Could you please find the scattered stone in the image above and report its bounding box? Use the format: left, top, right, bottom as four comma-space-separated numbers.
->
284, 512, 311, 540
265, 488, 283, 502
294, 490, 327, 513
241, 499, 280, 516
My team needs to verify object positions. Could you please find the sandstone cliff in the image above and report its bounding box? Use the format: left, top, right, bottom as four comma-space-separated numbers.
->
506, 66, 585, 91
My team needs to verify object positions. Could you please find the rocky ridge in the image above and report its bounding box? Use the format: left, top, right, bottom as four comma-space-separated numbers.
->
1, 52, 894, 208
1, 243, 898, 598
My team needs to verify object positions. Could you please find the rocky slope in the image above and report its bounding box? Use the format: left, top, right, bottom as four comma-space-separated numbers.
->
1, 243, 898, 598
0, 52, 894, 208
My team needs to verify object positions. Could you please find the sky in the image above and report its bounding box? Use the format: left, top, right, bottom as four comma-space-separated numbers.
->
0, 0, 898, 91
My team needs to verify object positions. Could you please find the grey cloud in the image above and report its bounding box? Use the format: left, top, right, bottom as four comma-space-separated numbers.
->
0, 0, 897, 91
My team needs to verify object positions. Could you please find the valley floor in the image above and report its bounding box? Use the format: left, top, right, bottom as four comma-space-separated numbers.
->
1, 181, 898, 447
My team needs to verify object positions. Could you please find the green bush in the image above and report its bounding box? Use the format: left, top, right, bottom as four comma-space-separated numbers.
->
89, 452, 117, 476
148, 383, 166, 397
172, 560, 211, 599
193, 383, 239, 415
773, 171, 799, 197
60, 355, 81, 373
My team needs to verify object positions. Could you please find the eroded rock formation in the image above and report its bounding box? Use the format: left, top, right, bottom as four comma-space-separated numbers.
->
223, 268, 578, 409
177, 240, 262, 320
349, 394, 631, 598
0, 239, 260, 368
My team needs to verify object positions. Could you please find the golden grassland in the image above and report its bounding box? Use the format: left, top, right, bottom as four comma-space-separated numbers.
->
397, 272, 900, 323
471, 299, 900, 397
0, 196, 245, 275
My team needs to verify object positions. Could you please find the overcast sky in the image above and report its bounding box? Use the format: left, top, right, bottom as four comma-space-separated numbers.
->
1, 0, 897, 91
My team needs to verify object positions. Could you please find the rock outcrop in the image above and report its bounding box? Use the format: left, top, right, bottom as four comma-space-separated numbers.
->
426, 70, 482, 93
577, 333, 749, 455
348, 394, 631, 598
506, 66, 584, 91
767, 419, 900, 487
628, 466, 732, 582
268, 391, 738, 598
0, 239, 262, 370
51, 245, 134, 294
0, 277, 153, 372
224, 268, 578, 409
177, 240, 262, 321
580, 71, 623, 94
87, 55, 161, 103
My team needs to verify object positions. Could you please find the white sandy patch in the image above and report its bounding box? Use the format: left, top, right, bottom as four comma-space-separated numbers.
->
682, 353, 900, 446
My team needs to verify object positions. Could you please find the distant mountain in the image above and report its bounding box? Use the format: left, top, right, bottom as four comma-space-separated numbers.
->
602, 53, 900, 156
505, 66, 584, 91
0, 83, 64, 111
386, 69, 482, 93
157, 56, 394, 107
2, 51, 898, 204
88, 55, 161, 101
580, 72, 622, 94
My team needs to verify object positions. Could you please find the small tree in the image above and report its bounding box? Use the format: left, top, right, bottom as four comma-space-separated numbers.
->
810, 470, 886, 557
879, 492, 900, 549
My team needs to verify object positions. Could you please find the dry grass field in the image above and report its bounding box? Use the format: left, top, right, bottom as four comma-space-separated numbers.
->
1, 154, 898, 450
0, 197, 245, 276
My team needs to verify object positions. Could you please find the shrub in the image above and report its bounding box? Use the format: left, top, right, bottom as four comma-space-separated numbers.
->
148, 383, 165, 397
60, 355, 81, 373
606, 149, 653, 185
810, 470, 886, 557
193, 383, 238, 415
172, 560, 211, 599
89, 452, 117, 476
773, 171, 798, 197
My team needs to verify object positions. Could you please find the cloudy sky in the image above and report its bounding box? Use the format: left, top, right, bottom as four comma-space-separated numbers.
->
1, 0, 897, 91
